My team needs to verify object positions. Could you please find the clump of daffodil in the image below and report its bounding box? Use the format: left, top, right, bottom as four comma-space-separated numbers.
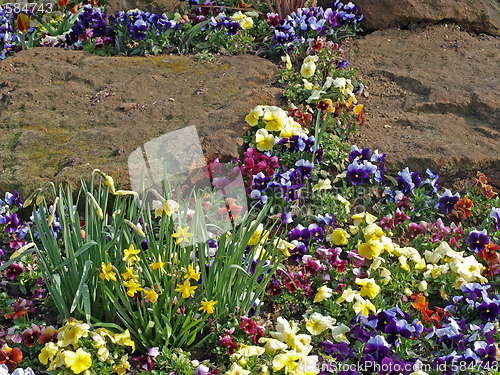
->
40, 320, 134, 374
172, 226, 194, 245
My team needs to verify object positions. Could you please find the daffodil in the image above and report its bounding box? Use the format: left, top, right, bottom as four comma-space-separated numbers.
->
122, 244, 141, 266
123, 278, 143, 297
199, 299, 217, 314
330, 228, 350, 245
121, 266, 136, 280
184, 264, 201, 282
99, 262, 117, 281
172, 226, 194, 244
313, 285, 332, 303
305, 312, 335, 335
150, 260, 166, 274
175, 279, 197, 299
248, 222, 264, 246
143, 287, 160, 303
355, 278, 381, 299
63, 348, 92, 374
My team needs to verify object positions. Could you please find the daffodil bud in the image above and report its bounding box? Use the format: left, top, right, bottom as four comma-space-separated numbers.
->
48, 197, 59, 227
86, 192, 104, 220
124, 219, 146, 237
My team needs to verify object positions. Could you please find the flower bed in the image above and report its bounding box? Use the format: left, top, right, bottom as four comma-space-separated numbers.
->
0, 1, 500, 374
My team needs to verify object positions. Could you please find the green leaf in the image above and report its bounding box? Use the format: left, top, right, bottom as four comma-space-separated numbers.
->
69, 260, 92, 314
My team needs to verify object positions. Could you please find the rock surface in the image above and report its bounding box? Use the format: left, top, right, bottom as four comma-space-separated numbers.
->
319, 0, 500, 36
0, 48, 281, 196
343, 24, 500, 188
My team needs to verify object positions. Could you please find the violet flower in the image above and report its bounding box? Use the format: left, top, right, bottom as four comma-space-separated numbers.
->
466, 229, 490, 253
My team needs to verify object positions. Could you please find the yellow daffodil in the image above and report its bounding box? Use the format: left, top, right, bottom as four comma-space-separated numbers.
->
330, 228, 350, 246
199, 299, 217, 314
122, 244, 141, 266
305, 312, 335, 335
313, 285, 332, 303
355, 278, 381, 299
63, 348, 92, 374
143, 287, 159, 303
123, 278, 143, 297
99, 262, 117, 281
150, 260, 166, 274
184, 264, 201, 282
245, 105, 265, 126
255, 128, 275, 151
124, 219, 146, 237
121, 266, 136, 281
248, 222, 264, 246
172, 226, 194, 245
312, 178, 332, 192
175, 279, 197, 299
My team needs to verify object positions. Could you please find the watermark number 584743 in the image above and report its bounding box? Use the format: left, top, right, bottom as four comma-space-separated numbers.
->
2, 2, 56, 15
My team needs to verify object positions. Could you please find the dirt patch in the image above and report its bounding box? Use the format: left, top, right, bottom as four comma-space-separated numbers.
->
0, 48, 282, 197
342, 24, 500, 188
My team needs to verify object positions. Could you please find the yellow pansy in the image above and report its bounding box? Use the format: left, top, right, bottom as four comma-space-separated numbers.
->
312, 178, 332, 192
352, 212, 377, 226
336, 287, 359, 305
273, 351, 303, 373
255, 128, 275, 151
300, 60, 316, 78
305, 312, 335, 335
355, 278, 381, 299
353, 296, 376, 316
330, 228, 350, 246
245, 105, 265, 126
114, 330, 136, 352
263, 106, 288, 132
258, 337, 288, 353
281, 54, 292, 69
313, 285, 332, 303
63, 348, 92, 374
358, 240, 383, 260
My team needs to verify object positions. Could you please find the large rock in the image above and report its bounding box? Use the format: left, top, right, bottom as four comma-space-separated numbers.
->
0, 48, 281, 197
342, 24, 500, 188
318, 0, 500, 36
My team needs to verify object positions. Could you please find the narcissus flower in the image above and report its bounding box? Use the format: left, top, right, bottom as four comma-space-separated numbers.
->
314, 285, 333, 303
143, 287, 159, 303
184, 264, 201, 282
63, 348, 92, 374
99, 262, 117, 281
199, 299, 217, 314
175, 279, 197, 299
122, 244, 141, 266
172, 226, 193, 245
123, 279, 143, 297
